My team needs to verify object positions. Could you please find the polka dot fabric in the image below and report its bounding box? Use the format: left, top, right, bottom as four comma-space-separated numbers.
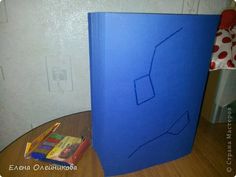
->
210, 26, 236, 70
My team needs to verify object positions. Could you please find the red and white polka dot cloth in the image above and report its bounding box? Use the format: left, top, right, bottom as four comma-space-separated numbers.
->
210, 27, 236, 70
210, 9, 236, 70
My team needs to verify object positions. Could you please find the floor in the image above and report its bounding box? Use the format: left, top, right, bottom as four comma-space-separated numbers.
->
0, 111, 235, 177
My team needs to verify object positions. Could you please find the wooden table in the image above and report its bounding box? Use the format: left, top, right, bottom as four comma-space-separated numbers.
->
0, 111, 235, 177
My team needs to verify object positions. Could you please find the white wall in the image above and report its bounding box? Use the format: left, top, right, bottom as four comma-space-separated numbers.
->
0, 0, 229, 150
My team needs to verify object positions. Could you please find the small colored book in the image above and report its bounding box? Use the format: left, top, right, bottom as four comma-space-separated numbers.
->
24, 123, 90, 166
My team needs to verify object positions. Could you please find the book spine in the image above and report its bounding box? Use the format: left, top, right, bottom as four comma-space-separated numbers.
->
88, 13, 106, 148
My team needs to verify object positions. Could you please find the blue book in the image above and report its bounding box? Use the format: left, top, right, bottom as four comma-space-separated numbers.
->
88, 12, 219, 176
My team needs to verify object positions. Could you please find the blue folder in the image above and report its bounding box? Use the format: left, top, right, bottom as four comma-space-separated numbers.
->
88, 12, 219, 176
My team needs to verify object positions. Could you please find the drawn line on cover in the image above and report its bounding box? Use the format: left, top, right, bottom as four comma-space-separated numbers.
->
134, 27, 183, 105
128, 110, 190, 158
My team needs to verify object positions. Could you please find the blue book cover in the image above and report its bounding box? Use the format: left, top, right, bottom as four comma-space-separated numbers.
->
88, 12, 219, 176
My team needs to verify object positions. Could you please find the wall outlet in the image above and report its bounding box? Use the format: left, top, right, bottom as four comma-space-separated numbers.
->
45, 56, 73, 92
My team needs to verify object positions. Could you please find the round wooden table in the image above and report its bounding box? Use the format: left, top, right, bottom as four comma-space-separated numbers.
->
0, 111, 234, 177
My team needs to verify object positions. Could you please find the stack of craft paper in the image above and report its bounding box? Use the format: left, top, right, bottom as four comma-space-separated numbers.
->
88, 12, 219, 176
